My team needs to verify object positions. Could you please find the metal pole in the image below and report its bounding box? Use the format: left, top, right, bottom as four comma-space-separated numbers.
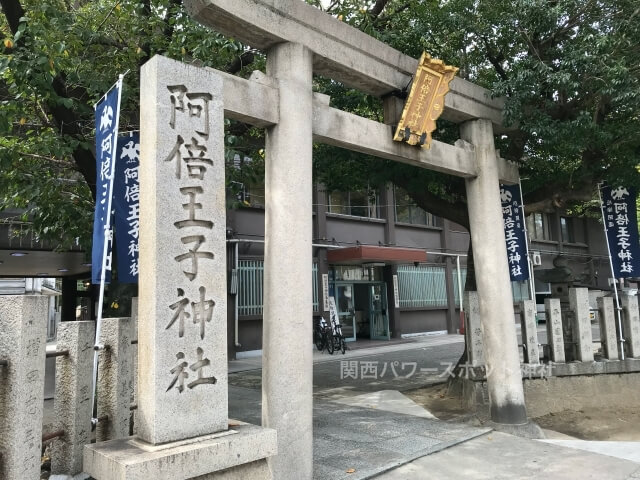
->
235, 241, 241, 347
90, 74, 125, 419
597, 183, 625, 360
456, 255, 464, 314
518, 179, 536, 302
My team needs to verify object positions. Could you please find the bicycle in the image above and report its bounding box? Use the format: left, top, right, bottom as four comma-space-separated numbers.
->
314, 317, 333, 353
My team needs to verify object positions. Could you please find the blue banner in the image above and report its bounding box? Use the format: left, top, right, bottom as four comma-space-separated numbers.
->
601, 186, 640, 278
500, 184, 530, 281
91, 82, 121, 284
113, 133, 140, 283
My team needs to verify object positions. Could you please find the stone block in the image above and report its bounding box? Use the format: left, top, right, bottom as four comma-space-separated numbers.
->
569, 288, 593, 362
621, 294, 640, 358
97, 317, 133, 441
83, 423, 276, 480
138, 55, 228, 444
597, 296, 619, 360
520, 300, 539, 364
0, 295, 49, 480
545, 298, 565, 363
463, 291, 484, 366
52, 320, 96, 475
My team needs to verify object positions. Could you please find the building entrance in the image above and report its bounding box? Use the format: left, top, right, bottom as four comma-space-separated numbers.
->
334, 280, 390, 342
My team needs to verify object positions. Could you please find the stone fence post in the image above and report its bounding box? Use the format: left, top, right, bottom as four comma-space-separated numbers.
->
544, 298, 565, 363
52, 320, 96, 475
621, 294, 640, 358
520, 300, 539, 364
597, 296, 619, 360
96, 317, 133, 441
569, 288, 593, 362
131, 297, 138, 434
464, 292, 484, 366
0, 295, 49, 480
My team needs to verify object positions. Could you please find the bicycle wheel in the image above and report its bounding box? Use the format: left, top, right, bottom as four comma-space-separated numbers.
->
340, 336, 347, 354
314, 328, 324, 351
326, 331, 335, 354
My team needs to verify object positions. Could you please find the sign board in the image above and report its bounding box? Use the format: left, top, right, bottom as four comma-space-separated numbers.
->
601, 185, 640, 278
322, 273, 329, 311
113, 132, 140, 283
393, 52, 458, 149
328, 296, 340, 335
500, 183, 529, 281
91, 81, 122, 284
392, 274, 400, 308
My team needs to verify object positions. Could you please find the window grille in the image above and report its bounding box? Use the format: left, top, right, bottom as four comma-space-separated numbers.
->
397, 264, 448, 308
238, 260, 318, 315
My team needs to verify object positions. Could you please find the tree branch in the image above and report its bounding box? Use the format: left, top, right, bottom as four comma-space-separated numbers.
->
0, 0, 24, 34
369, 0, 390, 18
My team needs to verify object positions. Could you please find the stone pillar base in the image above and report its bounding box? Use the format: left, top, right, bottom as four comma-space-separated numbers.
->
83, 423, 276, 480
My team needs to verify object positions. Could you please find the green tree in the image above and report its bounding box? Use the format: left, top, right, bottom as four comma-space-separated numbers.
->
2, 0, 639, 276
0, 0, 262, 251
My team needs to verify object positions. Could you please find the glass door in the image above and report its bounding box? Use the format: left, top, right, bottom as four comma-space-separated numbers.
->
336, 283, 356, 341
369, 283, 390, 340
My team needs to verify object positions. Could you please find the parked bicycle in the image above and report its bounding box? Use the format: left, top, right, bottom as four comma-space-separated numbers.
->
314, 317, 333, 353
313, 316, 347, 355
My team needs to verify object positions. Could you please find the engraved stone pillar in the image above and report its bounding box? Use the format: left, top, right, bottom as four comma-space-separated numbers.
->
137, 54, 228, 445
569, 288, 594, 362
263, 42, 314, 480
85, 54, 276, 480
461, 119, 527, 425
97, 317, 133, 441
621, 294, 640, 358
52, 320, 95, 475
545, 298, 565, 363
464, 291, 484, 366
520, 300, 539, 364
0, 295, 48, 480
597, 296, 619, 360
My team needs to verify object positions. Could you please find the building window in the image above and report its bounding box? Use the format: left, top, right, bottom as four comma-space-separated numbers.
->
238, 260, 319, 316
394, 187, 438, 227
526, 213, 553, 241
560, 217, 575, 243
397, 264, 448, 308
328, 190, 380, 218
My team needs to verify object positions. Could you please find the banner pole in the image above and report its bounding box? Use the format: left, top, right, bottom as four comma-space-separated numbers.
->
597, 183, 625, 360
518, 179, 536, 302
91, 74, 125, 422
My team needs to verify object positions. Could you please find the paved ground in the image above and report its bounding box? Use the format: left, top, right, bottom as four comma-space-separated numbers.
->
228, 329, 640, 480
44, 329, 636, 479
230, 333, 465, 400
229, 385, 490, 480
375, 431, 640, 480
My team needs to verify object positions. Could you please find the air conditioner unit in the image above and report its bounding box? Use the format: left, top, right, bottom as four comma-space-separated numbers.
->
531, 251, 542, 266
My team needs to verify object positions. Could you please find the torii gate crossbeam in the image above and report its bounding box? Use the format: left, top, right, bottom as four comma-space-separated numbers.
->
184, 2, 529, 479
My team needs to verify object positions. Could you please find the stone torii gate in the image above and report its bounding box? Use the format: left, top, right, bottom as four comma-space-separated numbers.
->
181, 0, 527, 477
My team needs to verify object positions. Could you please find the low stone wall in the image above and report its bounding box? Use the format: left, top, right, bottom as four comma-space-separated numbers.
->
458, 360, 640, 419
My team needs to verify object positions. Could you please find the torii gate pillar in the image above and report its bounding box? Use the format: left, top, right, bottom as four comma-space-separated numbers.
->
262, 42, 314, 480
462, 119, 528, 424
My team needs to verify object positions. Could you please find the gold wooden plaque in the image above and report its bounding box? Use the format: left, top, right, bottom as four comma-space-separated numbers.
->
393, 52, 458, 149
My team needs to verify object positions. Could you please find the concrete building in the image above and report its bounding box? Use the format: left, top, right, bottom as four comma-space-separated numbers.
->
225, 181, 617, 359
